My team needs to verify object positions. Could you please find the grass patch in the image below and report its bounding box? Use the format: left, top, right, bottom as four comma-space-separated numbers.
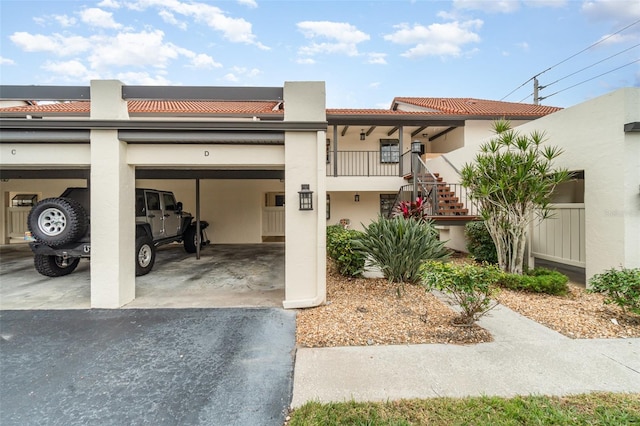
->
288, 393, 640, 425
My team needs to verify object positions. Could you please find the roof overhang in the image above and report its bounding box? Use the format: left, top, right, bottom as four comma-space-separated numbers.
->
0, 118, 325, 144
0, 85, 284, 101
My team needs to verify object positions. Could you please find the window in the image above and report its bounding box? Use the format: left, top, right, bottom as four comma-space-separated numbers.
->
146, 192, 161, 211
380, 139, 399, 163
326, 138, 331, 164
163, 193, 176, 211
11, 194, 37, 207
380, 194, 396, 217
326, 194, 331, 220
135, 191, 146, 216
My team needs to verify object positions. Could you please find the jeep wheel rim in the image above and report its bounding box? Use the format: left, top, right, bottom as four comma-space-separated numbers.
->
38, 208, 67, 236
138, 244, 152, 267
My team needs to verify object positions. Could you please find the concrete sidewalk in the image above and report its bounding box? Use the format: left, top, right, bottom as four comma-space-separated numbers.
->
291, 304, 640, 407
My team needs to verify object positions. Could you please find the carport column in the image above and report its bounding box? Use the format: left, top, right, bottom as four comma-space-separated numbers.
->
89, 80, 135, 308
282, 82, 327, 309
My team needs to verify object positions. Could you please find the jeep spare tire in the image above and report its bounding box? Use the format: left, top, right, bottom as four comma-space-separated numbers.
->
28, 197, 88, 247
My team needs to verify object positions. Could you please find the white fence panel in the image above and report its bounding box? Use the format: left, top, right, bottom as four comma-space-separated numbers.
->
531, 203, 585, 268
8, 207, 31, 239
262, 207, 285, 236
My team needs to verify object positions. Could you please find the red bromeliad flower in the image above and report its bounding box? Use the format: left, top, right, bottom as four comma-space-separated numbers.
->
394, 197, 428, 221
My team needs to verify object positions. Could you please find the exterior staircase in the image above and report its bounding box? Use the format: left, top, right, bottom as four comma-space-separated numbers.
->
392, 156, 478, 225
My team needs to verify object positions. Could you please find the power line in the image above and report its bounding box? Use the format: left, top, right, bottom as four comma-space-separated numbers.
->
542, 43, 640, 89
537, 17, 640, 78
538, 58, 640, 102
500, 17, 640, 102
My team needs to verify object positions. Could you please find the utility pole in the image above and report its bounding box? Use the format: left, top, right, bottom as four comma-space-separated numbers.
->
533, 77, 539, 105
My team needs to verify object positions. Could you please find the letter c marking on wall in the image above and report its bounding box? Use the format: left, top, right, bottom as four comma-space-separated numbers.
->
11, 149, 17, 155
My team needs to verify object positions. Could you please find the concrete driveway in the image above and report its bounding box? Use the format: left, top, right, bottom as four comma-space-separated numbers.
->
0, 243, 285, 309
0, 308, 296, 426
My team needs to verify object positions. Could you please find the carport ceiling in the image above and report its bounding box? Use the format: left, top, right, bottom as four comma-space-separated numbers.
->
0, 168, 89, 180
0, 168, 283, 180
136, 169, 284, 179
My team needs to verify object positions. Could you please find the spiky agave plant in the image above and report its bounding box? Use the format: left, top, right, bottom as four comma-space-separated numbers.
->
353, 215, 450, 295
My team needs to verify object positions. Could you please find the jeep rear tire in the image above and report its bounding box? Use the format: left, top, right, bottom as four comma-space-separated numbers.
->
28, 198, 88, 247
135, 235, 156, 276
34, 254, 80, 277
183, 225, 205, 253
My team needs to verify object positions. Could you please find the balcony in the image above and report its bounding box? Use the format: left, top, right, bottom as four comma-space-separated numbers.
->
326, 150, 408, 177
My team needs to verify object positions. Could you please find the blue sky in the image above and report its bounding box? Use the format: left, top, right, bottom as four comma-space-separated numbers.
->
0, 0, 638, 108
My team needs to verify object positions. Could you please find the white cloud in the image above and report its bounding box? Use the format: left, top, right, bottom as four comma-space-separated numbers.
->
367, 52, 387, 65
453, 0, 520, 13
369, 82, 381, 88
126, 0, 268, 49
229, 66, 261, 77
296, 58, 316, 64
516, 41, 529, 51
523, 0, 567, 7
79, 8, 122, 29
53, 15, 77, 27
0, 56, 16, 65
42, 59, 90, 78
86, 30, 185, 70
10, 32, 92, 56
582, 0, 640, 24
237, 0, 258, 8
159, 10, 188, 30
223, 73, 239, 82
115, 71, 172, 85
384, 20, 482, 58
188, 53, 222, 69
98, 0, 121, 8
297, 21, 370, 57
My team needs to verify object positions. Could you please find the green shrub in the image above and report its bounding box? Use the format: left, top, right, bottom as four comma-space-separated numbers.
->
588, 267, 640, 315
464, 220, 498, 264
353, 216, 449, 288
421, 261, 501, 324
326, 225, 365, 277
498, 268, 569, 295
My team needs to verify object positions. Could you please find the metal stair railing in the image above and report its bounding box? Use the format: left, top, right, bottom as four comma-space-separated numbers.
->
389, 155, 478, 218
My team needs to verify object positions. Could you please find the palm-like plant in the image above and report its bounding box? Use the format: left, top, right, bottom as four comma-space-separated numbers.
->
354, 216, 450, 292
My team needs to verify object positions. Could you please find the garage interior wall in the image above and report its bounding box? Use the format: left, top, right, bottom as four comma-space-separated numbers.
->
136, 178, 285, 244
1, 178, 88, 244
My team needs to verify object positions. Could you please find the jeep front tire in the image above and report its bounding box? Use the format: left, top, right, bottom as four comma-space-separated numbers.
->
28, 198, 88, 247
135, 235, 156, 276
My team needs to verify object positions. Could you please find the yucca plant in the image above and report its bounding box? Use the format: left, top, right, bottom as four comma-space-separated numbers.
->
353, 216, 450, 294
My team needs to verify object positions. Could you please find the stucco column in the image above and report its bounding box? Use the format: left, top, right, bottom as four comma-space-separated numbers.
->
89, 80, 135, 308
282, 81, 327, 309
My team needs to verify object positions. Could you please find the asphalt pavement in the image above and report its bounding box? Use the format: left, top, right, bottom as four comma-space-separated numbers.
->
0, 308, 296, 426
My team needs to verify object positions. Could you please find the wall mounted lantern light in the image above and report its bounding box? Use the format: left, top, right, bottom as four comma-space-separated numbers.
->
360, 129, 366, 140
354, 193, 360, 202
411, 140, 422, 154
299, 184, 313, 211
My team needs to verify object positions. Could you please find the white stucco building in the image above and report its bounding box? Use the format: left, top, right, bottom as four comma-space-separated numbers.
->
1, 81, 637, 308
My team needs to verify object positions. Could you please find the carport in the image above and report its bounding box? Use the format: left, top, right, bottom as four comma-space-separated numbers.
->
0, 243, 284, 309
0, 80, 328, 309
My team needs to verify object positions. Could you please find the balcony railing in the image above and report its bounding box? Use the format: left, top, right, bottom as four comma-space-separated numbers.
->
326, 150, 401, 177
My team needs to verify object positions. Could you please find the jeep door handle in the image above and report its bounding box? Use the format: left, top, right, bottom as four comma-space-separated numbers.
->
164, 214, 171, 217
148, 214, 155, 218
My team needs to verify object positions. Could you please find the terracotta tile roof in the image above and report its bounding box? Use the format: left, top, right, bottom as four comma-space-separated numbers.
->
0, 100, 282, 115
0, 97, 560, 118
391, 97, 562, 116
